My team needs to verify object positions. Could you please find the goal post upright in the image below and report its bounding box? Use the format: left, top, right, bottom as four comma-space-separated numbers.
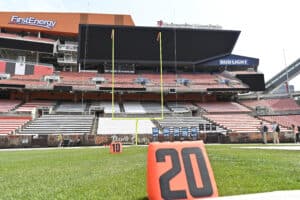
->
110, 30, 164, 145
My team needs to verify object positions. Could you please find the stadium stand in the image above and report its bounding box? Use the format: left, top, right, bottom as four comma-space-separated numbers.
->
196, 101, 251, 113
0, 116, 31, 134
204, 114, 263, 133
0, 99, 22, 112
19, 114, 94, 135
203, 114, 290, 134
97, 118, 154, 134
89, 101, 121, 114
166, 102, 194, 113
240, 98, 300, 112
0, 12, 289, 145
14, 101, 56, 113
123, 102, 146, 114
156, 116, 225, 133
55, 102, 87, 113
121, 101, 170, 114
142, 74, 177, 85
0, 71, 250, 92
11, 74, 44, 81
179, 74, 218, 84
141, 102, 170, 114
258, 115, 300, 128
0, 79, 49, 88
55, 71, 98, 90
59, 71, 97, 84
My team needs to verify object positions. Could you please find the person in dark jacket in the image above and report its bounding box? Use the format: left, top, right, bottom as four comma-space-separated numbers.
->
259, 121, 268, 144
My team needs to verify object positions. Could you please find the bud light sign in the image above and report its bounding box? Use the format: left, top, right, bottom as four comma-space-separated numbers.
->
201, 54, 259, 67
9, 16, 56, 29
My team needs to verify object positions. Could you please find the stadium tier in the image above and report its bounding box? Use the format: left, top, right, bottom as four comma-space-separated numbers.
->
0, 99, 22, 112
0, 71, 251, 92
240, 98, 300, 112
203, 114, 291, 134
92, 101, 121, 114
258, 115, 300, 128
166, 102, 197, 113
10, 101, 56, 121
0, 116, 31, 134
19, 114, 94, 135
123, 101, 170, 114
55, 102, 87, 113
197, 101, 251, 113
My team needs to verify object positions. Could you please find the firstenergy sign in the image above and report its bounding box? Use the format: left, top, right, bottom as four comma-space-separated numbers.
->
9, 16, 56, 29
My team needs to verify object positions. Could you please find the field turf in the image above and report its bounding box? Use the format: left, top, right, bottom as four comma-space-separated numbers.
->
0, 144, 300, 199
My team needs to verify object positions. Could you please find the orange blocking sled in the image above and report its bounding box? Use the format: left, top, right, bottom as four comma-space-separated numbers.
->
147, 141, 218, 199
109, 142, 122, 153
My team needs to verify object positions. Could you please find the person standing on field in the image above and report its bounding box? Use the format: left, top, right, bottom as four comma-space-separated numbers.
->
272, 121, 280, 144
259, 121, 268, 144
291, 124, 297, 143
57, 134, 63, 147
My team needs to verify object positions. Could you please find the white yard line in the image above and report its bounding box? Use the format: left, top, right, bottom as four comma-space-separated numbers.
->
235, 145, 300, 151
204, 190, 300, 200
0, 146, 106, 152
0, 145, 138, 152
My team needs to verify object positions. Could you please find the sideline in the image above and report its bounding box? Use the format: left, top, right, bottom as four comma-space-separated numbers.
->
204, 190, 300, 200
234, 145, 300, 151
0, 146, 109, 152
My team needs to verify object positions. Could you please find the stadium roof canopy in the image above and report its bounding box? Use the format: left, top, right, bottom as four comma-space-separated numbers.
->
78, 25, 240, 66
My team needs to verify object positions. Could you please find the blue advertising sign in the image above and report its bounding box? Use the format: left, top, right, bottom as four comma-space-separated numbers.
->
152, 127, 159, 136
174, 127, 180, 137
181, 127, 188, 137
163, 128, 170, 136
191, 127, 198, 137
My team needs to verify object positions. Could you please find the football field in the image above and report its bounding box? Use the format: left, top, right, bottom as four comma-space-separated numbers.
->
1, 144, 300, 199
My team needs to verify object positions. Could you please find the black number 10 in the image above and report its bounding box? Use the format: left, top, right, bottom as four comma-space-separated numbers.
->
156, 147, 213, 199
113, 143, 120, 152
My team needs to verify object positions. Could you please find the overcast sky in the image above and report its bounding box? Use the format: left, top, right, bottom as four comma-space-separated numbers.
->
1, 0, 300, 90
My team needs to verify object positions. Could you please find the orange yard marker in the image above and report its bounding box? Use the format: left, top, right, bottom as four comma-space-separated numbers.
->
147, 141, 218, 199
109, 142, 122, 153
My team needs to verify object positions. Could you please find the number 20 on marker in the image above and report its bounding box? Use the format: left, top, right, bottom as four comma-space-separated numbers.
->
147, 141, 218, 200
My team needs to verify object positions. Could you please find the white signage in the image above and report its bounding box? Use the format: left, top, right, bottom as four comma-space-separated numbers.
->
9, 16, 56, 29
219, 59, 248, 65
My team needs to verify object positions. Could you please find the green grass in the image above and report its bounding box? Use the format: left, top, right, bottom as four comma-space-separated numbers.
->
207, 145, 300, 196
0, 145, 300, 199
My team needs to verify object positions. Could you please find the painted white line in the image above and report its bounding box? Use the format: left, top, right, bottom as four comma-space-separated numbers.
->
204, 190, 300, 200
235, 146, 300, 151
0, 145, 140, 152
0, 146, 106, 152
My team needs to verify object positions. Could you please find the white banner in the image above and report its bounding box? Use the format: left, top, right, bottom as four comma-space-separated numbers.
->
15, 63, 26, 75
